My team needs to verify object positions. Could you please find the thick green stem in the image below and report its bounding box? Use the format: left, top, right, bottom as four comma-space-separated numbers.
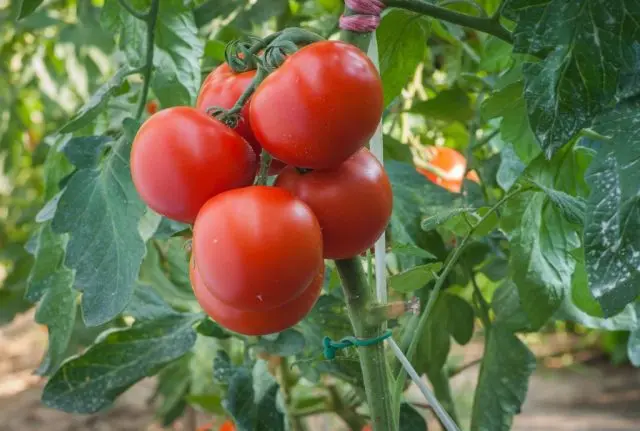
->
335, 258, 396, 431
384, 0, 513, 43
134, 0, 159, 120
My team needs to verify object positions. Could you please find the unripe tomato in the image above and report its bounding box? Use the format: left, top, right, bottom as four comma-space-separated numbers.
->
191, 256, 324, 335
193, 186, 323, 311
130, 107, 257, 223
276, 148, 392, 259
197, 64, 286, 175
416, 146, 479, 193
250, 41, 383, 169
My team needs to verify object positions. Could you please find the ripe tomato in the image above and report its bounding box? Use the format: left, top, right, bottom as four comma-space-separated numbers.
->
219, 420, 236, 431
416, 146, 479, 193
361, 425, 372, 431
191, 256, 323, 335
275, 148, 392, 259
193, 186, 323, 311
250, 41, 383, 169
146, 100, 158, 115
197, 63, 286, 175
130, 107, 257, 223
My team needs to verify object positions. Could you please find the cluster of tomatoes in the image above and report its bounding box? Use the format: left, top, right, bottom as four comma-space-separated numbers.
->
130, 41, 392, 336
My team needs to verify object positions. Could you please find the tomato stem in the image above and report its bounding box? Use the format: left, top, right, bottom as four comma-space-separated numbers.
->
334, 258, 397, 431
254, 151, 272, 186
383, 0, 513, 43
133, 0, 160, 121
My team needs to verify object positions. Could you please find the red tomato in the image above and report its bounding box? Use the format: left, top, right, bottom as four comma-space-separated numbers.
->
416, 146, 479, 193
361, 425, 372, 431
197, 64, 286, 175
130, 107, 257, 223
193, 186, 323, 311
219, 420, 236, 431
276, 148, 392, 259
250, 41, 383, 169
146, 100, 158, 115
191, 256, 324, 335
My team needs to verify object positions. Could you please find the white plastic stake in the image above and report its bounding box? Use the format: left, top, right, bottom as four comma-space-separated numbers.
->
366, 33, 461, 431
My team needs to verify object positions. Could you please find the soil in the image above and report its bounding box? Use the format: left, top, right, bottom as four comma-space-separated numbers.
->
2, 310, 639, 431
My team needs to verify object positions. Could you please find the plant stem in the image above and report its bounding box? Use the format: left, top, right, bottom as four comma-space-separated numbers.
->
134, 0, 159, 120
327, 384, 368, 430
384, 0, 513, 43
392, 186, 524, 406
335, 258, 396, 431
254, 151, 272, 186
278, 357, 305, 431
117, 0, 148, 20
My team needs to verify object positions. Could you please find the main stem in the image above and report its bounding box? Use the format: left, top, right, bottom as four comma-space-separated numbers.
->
385, 0, 513, 43
335, 259, 396, 431
134, 0, 159, 120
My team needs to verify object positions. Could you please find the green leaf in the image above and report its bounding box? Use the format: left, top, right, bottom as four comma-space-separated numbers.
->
556, 298, 640, 331
193, 0, 242, 28
125, 284, 180, 321
377, 9, 429, 107
422, 206, 498, 238
529, 181, 586, 224
155, 356, 190, 426
504, 0, 640, 156
571, 256, 604, 318
389, 263, 443, 293
628, 329, 640, 367
42, 313, 200, 413
416, 293, 474, 373
480, 36, 512, 73
399, 403, 428, 431
496, 144, 525, 191
482, 80, 541, 164
15, 0, 44, 19
383, 135, 413, 164
59, 67, 134, 134
52, 121, 146, 326
584, 101, 640, 316
421, 207, 473, 232
101, 0, 147, 65
501, 145, 588, 327
196, 319, 231, 339
60, 136, 113, 169
390, 243, 437, 260
152, 0, 204, 107
411, 86, 473, 123
492, 280, 532, 333
470, 326, 536, 431
257, 329, 306, 357
27, 224, 77, 376
0, 256, 32, 325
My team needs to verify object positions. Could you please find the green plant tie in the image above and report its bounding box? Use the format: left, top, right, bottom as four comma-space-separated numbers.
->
322, 330, 392, 360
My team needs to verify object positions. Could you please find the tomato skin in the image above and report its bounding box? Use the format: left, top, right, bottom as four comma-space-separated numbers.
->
130, 107, 257, 223
191, 256, 324, 335
276, 148, 392, 259
219, 420, 236, 431
193, 186, 323, 311
250, 41, 383, 169
417, 146, 479, 193
197, 64, 286, 175
146, 100, 158, 115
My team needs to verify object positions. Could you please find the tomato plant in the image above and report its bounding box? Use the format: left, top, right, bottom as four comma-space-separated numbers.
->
131, 107, 257, 223
276, 148, 392, 259
4, 1, 640, 431
193, 186, 323, 311
250, 40, 383, 169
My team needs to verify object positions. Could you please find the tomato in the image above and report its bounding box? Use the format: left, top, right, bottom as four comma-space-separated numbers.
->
130, 107, 257, 223
361, 425, 372, 431
191, 256, 324, 335
250, 41, 383, 169
193, 186, 323, 311
275, 148, 392, 259
416, 146, 479, 193
146, 100, 158, 115
219, 420, 236, 431
197, 63, 286, 175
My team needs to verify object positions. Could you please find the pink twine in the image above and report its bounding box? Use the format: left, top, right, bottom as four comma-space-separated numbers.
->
340, 0, 385, 33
